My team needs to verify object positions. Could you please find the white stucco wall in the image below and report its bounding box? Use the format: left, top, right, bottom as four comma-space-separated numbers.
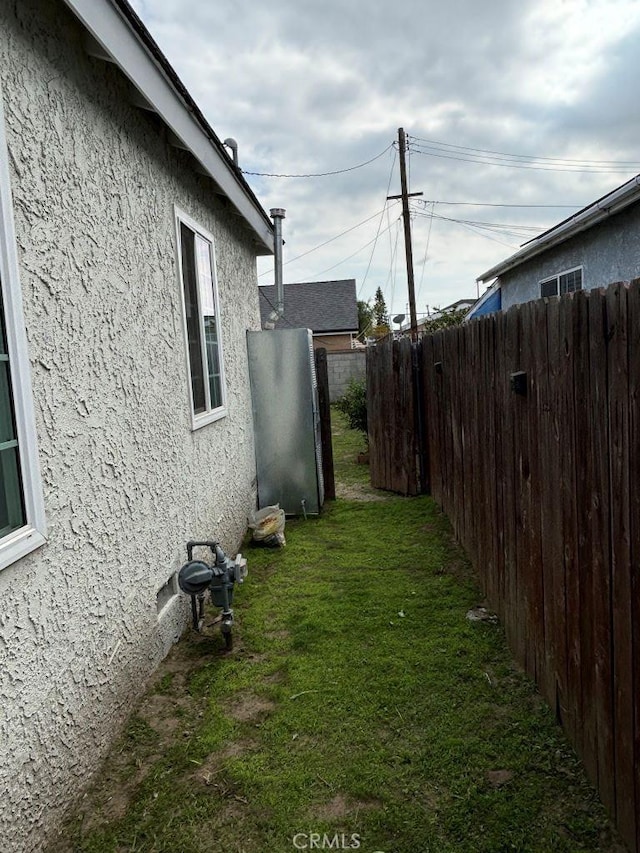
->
0, 3, 264, 850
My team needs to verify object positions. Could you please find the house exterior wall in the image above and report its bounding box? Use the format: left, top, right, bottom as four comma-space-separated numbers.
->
313, 332, 354, 352
499, 200, 640, 310
0, 3, 261, 850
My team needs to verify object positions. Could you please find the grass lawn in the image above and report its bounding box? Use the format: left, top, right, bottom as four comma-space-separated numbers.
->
49, 411, 623, 853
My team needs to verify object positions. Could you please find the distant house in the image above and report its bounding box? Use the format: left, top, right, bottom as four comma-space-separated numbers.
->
0, 1, 273, 850
473, 173, 640, 315
259, 279, 359, 351
400, 299, 477, 334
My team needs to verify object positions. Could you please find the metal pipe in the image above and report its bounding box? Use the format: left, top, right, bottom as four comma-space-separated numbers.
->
223, 137, 238, 165
270, 208, 286, 316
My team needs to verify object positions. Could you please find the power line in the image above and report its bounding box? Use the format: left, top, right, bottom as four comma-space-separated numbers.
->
408, 135, 640, 168
408, 140, 639, 174
416, 201, 435, 305
412, 211, 540, 244
242, 144, 394, 178
257, 206, 396, 278
418, 199, 583, 209
358, 147, 399, 297
257, 287, 297, 328
310, 218, 399, 281
411, 207, 542, 233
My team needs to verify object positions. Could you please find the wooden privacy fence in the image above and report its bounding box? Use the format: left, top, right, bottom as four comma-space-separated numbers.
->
367, 336, 421, 496
367, 282, 640, 853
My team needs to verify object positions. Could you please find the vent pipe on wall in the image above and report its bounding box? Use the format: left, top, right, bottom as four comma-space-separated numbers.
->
270, 208, 286, 320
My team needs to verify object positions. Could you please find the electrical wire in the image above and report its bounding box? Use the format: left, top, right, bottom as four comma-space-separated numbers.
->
408, 135, 640, 168
242, 144, 394, 178
416, 201, 435, 306
309, 218, 399, 281
257, 287, 297, 328
257, 206, 395, 278
408, 141, 639, 174
358, 146, 399, 297
387, 218, 401, 319
418, 199, 583, 209
410, 206, 545, 236
435, 217, 519, 249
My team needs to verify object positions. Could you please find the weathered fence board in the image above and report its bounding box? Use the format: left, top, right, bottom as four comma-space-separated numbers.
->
367, 280, 640, 852
367, 337, 419, 495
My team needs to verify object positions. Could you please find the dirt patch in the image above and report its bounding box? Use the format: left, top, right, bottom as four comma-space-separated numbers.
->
224, 692, 276, 723
264, 629, 291, 641
138, 694, 199, 740
193, 739, 258, 785
311, 793, 381, 821
486, 769, 514, 788
336, 483, 391, 501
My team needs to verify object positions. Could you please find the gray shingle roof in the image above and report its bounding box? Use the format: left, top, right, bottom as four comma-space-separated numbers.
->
258, 279, 358, 332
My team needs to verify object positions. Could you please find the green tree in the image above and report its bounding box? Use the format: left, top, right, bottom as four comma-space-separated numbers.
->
357, 300, 374, 342
372, 287, 388, 326
420, 305, 468, 334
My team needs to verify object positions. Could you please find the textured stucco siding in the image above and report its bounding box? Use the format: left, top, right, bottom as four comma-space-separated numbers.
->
326, 350, 366, 402
0, 3, 261, 850
499, 200, 640, 310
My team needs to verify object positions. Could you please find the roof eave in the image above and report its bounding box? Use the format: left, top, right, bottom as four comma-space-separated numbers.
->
477, 175, 640, 284
62, 0, 274, 255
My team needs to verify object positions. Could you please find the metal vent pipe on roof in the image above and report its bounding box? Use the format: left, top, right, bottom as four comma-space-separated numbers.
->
223, 137, 238, 165
270, 208, 286, 316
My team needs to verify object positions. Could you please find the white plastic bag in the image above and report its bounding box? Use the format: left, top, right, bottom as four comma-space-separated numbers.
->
248, 504, 286, 547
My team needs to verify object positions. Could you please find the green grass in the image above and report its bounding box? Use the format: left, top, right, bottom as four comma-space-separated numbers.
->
49, 421, 622, 853
331, 407, 387, 496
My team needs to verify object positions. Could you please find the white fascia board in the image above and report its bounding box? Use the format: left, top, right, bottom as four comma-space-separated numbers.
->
62, 0, 273, 256
478, 175, 640, 284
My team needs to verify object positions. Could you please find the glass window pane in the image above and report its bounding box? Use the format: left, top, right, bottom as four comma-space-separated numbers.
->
0, 439, 25, 537
204, 317, 222, 409
560, 269, 582, 294
195, 235, 215, 317
0, 294, 7, 356
0, 361, 17, 443
540, 277, 558, 298
180, 223, 206, 414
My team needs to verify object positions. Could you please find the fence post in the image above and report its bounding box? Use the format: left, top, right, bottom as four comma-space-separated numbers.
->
314, 347, 336, 501
412, 340, 429, 493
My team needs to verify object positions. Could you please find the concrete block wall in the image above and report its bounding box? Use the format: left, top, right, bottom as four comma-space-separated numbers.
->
326, 350, 366, 402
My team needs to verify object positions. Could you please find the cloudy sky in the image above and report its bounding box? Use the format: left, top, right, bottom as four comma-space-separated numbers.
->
131, 0, 640, 320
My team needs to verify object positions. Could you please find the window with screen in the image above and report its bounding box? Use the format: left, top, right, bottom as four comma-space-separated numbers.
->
176, 211, 226, 426
540, 267, 583, 298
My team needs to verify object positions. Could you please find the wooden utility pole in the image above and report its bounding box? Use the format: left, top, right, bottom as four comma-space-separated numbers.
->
388, 127, 422, 339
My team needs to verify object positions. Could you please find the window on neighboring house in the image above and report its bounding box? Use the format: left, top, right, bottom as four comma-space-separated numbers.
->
540, 266, 583, 298
0, 83, 46, 570
176, 210, 226, 427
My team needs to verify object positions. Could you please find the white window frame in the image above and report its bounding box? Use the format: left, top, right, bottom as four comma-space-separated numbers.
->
539, 265, 583, 298
0, 84, 46, 571
175, 207, 228, 430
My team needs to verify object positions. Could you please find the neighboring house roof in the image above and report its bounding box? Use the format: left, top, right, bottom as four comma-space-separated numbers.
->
477, 173, 640, 285
258, 280, 358, 332
62, 0, 273, 255
466, 280, 502, 320
441, 298, 476, 312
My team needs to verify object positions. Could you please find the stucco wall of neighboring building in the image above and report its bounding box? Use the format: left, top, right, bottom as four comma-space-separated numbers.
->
499, 201, 640, 310
326, 350, 366, 402
0, 3, 262, 850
